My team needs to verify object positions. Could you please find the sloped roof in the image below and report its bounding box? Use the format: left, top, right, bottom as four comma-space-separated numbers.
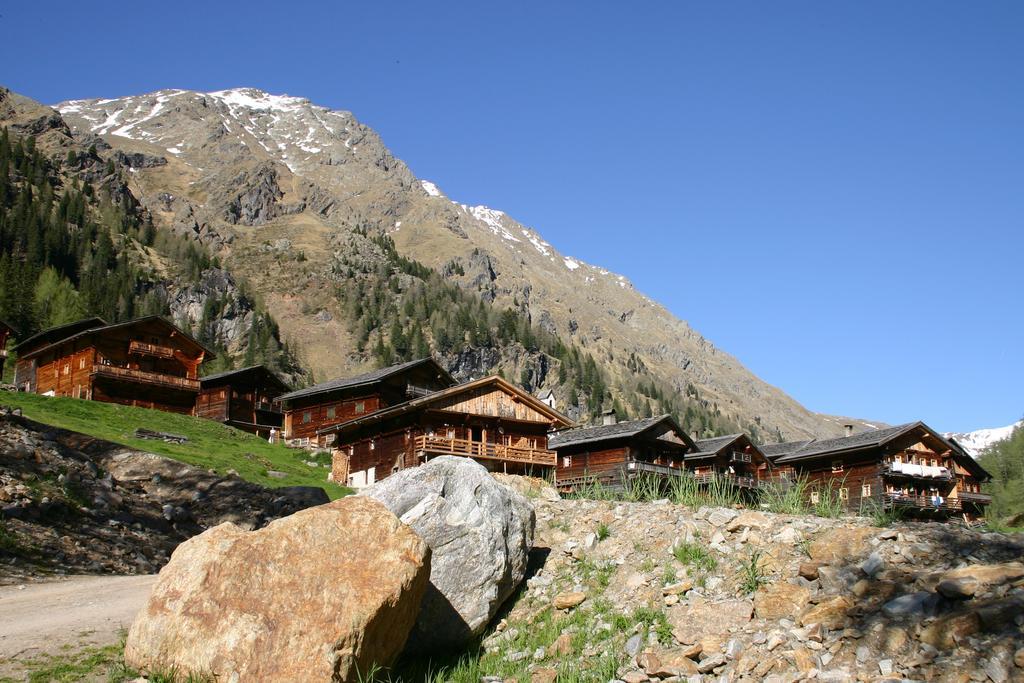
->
547, 414, 695, 450
17, 315, 214, 360
278, 357, 454, 402
766, 421, 981, 466
14, 317, 107, 354
319, 374, 573, 434
200, 364, 290, 391
759, 440, 814, 459
693, 434, 744, 454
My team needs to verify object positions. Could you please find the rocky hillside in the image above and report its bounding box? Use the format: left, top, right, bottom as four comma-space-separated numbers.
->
499, 494, 1024, 682
48, 87, 855, 440
0, 408, 327, 585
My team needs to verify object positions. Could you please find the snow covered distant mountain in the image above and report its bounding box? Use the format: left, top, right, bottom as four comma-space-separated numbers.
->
946, 420, 1022, 458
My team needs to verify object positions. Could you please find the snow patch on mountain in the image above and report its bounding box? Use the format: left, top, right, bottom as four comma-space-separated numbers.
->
420, 180, 443, 197
945, 420, 1022, 458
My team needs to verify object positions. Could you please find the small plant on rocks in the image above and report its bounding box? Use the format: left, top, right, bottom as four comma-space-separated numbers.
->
739, 549, 768, 594
672, 540, 717, 573
595, 522, 611, 541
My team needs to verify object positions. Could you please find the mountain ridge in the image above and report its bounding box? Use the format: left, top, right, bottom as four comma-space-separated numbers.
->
48, 86, 857, 439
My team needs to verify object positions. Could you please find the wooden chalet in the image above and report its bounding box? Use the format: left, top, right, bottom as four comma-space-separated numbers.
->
686, 433, 774, 493
13, 316, 213, 414
196, 365, 290, 437
549, 413, 697, 492
762, 422, 992, 520
0, 318, 16, 378
319, 375, 574, 489
276, 358, 456, 447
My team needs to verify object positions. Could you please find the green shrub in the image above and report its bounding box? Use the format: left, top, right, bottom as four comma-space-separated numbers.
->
672, 540, 717, 573
738, 549, 767, 594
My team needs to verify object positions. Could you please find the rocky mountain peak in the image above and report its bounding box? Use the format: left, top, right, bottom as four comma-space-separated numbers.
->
51, 86, 863, 440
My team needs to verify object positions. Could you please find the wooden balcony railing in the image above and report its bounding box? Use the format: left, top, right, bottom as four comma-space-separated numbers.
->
128, 340, 177, 359
692, 471, 762, 489
414, 435, 556, 466
92, 363, 199, 391
955, 491, 993, 503
881, 492, 962, 512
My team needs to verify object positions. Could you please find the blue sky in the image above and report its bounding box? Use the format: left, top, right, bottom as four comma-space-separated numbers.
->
3, 2, 1021, 432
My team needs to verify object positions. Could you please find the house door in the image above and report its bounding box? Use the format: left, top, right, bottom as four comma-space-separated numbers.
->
471, 426, 483, 443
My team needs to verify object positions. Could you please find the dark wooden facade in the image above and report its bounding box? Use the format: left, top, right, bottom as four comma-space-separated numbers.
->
686, 433, 774, 491
277, 358, 455, 446
322, 375, 574, 489
196, 365, 289, 437
763, 422, 992, 520
13, 316, 212, 415
549, 414, 697, 492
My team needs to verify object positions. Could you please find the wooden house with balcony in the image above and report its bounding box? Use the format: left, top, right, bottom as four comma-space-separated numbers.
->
12, 316, 212, 414
276, 357, 456, 447
319, 375, 573, 489
763, 422, 992, 520
196, 365, 290, 437
549, 413, 697, 492
686, 433, 774, 492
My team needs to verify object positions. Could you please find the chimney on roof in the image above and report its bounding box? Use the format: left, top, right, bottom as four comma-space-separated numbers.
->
692, 429, 700, 441
844, 424, 855, 437
602, 409, 617, 426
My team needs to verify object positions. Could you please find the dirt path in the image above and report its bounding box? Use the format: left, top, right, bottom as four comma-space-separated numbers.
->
0, 574, 156, 672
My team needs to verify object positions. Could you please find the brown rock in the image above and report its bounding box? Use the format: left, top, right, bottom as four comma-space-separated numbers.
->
939, 562, 1024, 588
1014, 647, 1024, 668
754, 582, 811, 620
851, 579, 871, 597
808, 527, 872, 563
638, 652, 661, 674
663, 580, 693, 595
124, 497, 430, 683
648, 650, 700, 676
621, 671, 649, 683
792, 647, 816, 673
531, 668, 558, 683
919, 612, 981, 650
800, 595, 853, 630
936, 577, 979, 599
726, 511, 771, 532
798, 561, 826, 580
553, 592, 587, 609
551, 633, 573, 656
668, 597, 752, 644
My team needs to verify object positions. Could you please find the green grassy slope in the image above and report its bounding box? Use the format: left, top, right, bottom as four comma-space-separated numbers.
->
0, 392, 349, 499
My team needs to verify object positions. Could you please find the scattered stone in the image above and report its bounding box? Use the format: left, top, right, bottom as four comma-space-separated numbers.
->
936, 577, 979, 600
697, 653, 726, 673
919, 611, 980, 650
754, 582, 811, 621
808, 527, 872, 563
799, 561, 826, 581
554, 592, 587, 610
879, 659, 893, 676
800, 595, 853, 630
707, 508, 739, 528
531, 668, 558, 683
625, 634, 644, 656
882, 592, 937, 619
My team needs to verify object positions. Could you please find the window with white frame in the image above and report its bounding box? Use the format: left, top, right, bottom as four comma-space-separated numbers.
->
810, 491, 820, 505
562, 455, 571, 468
862, 483, 872, 497
831, 460, 844, 473
839, 488, 849, 501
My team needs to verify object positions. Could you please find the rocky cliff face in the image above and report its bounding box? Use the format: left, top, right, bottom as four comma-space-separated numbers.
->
52, 87, 851, 439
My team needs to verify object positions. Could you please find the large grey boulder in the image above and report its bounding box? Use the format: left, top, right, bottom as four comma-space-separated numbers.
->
363, 456, 535, 652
